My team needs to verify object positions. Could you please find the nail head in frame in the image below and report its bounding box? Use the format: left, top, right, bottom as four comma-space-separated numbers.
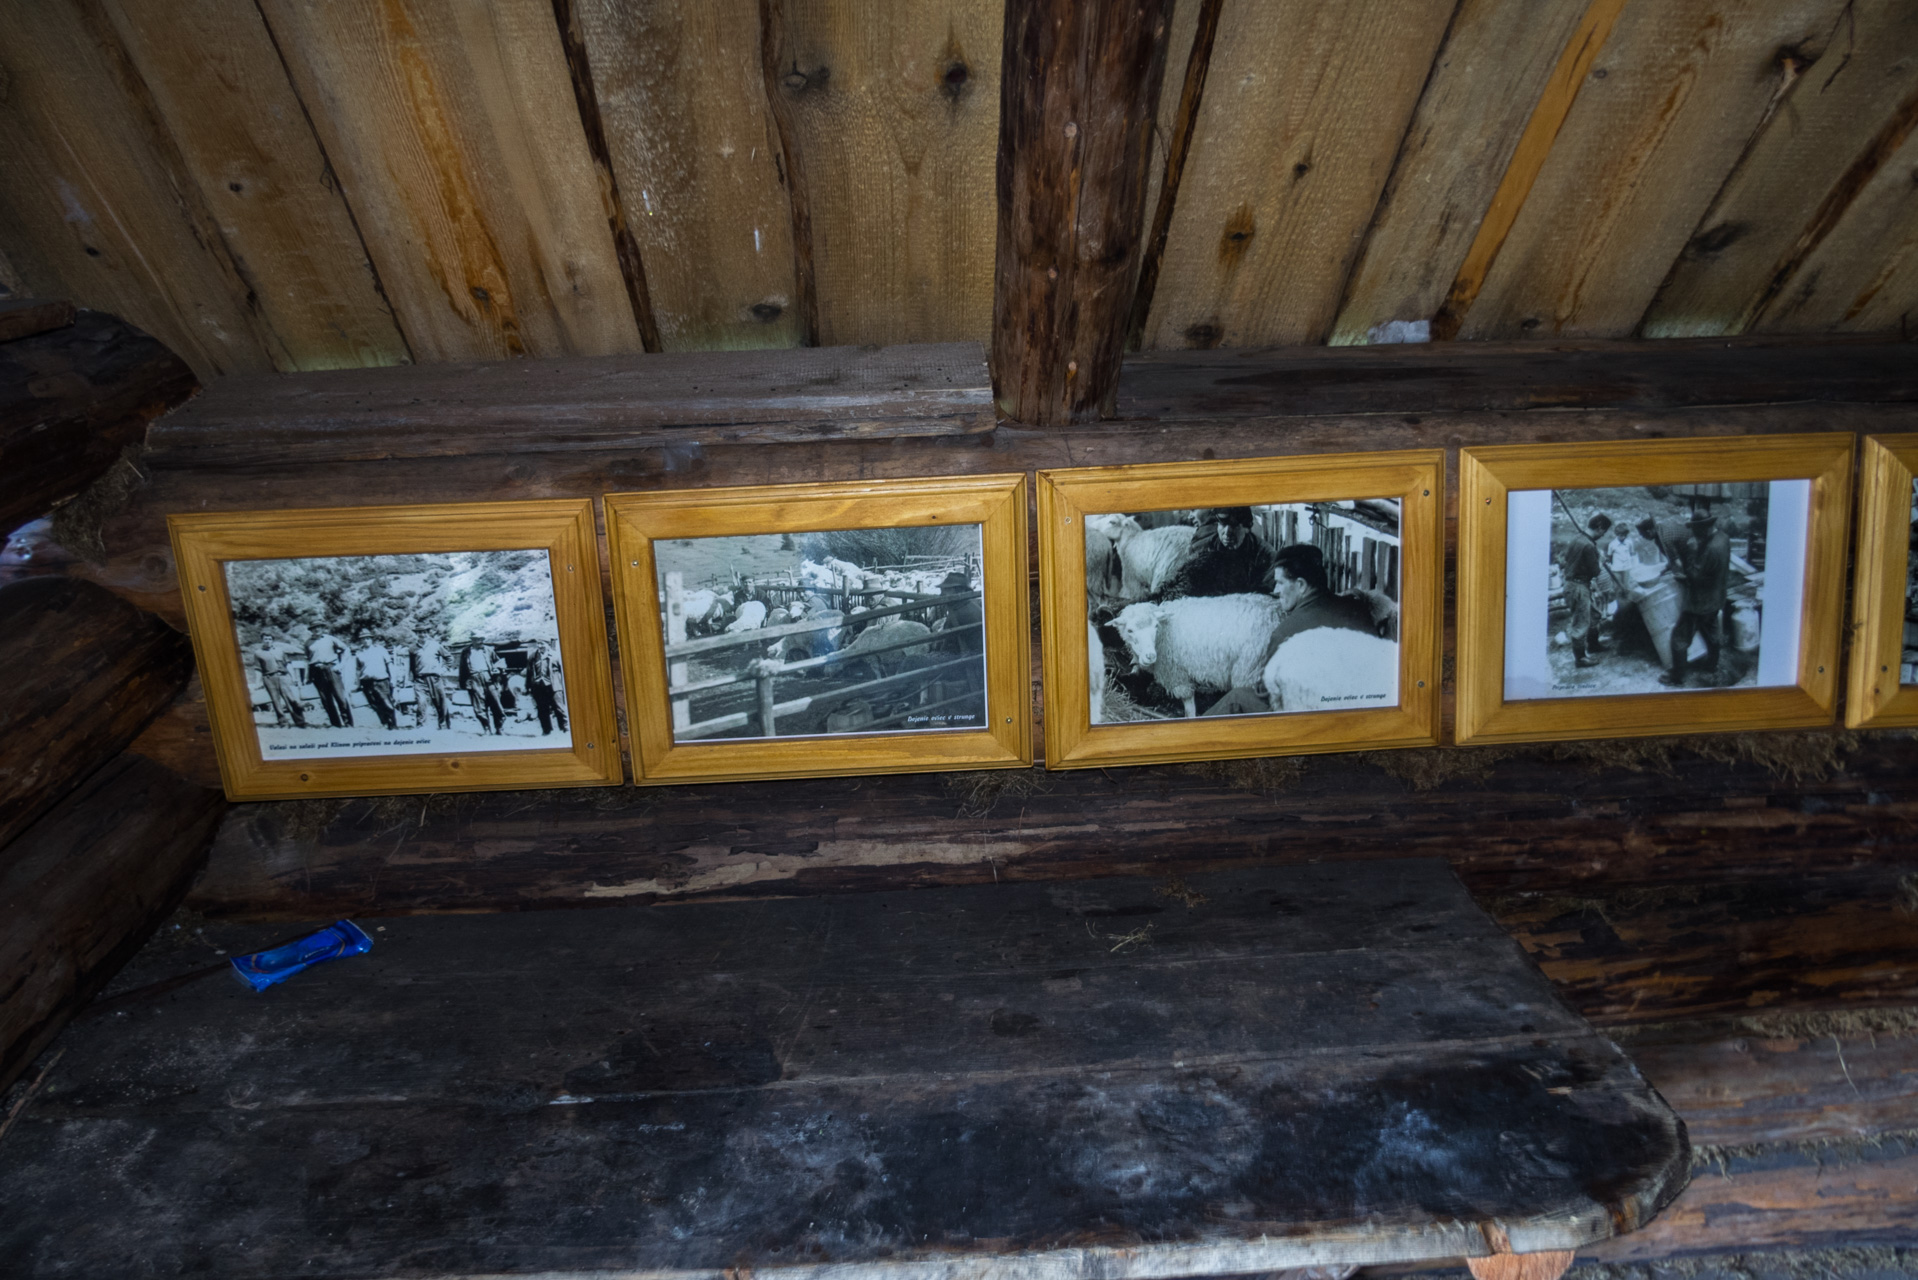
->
1036, 450, 1445, 770
167, 499, 623, 801
1455, 433, 1853, 746
604, 474, 1032, 785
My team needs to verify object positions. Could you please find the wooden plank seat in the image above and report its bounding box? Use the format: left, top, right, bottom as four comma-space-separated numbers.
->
0, 860, 1687, 1278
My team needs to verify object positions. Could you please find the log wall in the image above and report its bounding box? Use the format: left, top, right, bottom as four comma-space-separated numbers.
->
3, 3, 1916, 380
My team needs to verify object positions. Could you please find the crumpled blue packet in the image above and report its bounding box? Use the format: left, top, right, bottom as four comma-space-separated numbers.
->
230, 920, 374, 992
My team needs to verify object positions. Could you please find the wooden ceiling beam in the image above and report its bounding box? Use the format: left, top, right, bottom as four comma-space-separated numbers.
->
991, 0, 1173, 425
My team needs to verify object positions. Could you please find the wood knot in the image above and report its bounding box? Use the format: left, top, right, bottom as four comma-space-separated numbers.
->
940, 60, 969, 100
749, 301, 784, 323
781, 65, 828, 94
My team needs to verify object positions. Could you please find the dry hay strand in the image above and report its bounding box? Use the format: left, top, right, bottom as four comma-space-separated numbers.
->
1611, 1006, 1918, 1043
1157, 876, 1209, 908
945, 766, 1051, 819
1360, 746, 1513, 791
49, 445, 145, 564
1570, 1245, 1918, 1280
1175, 755, 1308, 795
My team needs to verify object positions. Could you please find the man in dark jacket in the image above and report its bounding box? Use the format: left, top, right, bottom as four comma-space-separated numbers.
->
1561, 513, 1611, 669
1662, 509, 1732, 687
526, 639, 568, 736
1266, 543, 1378, 652
1168, 507, 1273, 598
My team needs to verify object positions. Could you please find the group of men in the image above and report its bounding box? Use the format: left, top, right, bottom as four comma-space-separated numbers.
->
1560, 505, 1733, 687
250, 630, 569, 737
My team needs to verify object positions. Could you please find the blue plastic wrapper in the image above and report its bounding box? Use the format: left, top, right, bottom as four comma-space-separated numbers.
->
230, 920, 374, 992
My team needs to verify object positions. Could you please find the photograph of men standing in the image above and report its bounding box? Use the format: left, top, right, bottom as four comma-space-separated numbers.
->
411, 635, 455, 730
1560, 513, 1611, 670
526, 639, 568, 736
1663, 507, 1732, 688
462, 641, 506, 734
305, 630, 355, 728
354, 631, 399, 729
250, 639, 306, 728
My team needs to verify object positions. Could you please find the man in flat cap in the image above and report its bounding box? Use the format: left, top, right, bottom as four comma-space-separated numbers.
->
1662, 507, 1731, 687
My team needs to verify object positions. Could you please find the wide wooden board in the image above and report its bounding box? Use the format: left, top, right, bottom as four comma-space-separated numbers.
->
1458, 0, 1851, 340
0, 861, 1688, 1277
255, 0, 643, 361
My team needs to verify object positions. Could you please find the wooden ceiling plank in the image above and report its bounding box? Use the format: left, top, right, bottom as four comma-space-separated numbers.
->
1457, 0, 1853, 341
1642, 0, 1918, 338
0, 2, 278, 380
993, 0, 1174, 423
1331, 0, 1598, 347
1752, 119, 1918, 335
254, 0, 643, 362
100, 0, 411, 372
574, 0, 800, 351
1139, 0, 1459, 351
767, 0, 1003, 347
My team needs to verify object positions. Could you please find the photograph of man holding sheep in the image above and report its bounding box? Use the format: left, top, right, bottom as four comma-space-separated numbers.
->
652, 522, 987, 741
1085, 501, 1401, 722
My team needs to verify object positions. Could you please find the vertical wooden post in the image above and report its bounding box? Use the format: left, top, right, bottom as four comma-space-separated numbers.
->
991, 0, 1174, 425
756, 672, 778, 738
665, 571, 690, 735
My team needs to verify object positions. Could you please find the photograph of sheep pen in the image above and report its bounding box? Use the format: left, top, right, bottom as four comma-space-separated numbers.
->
223, 549, 571, 760
1533, 484, 1772, 697
1086, 502, 1400, 723
652, 524, 987, 741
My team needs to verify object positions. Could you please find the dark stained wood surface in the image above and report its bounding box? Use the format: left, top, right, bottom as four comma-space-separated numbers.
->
186, 731, 1918, 939
0, 298, 74, 343
0, 308, 196, 534
992, 0, 1172, 423
0, 751, 227, 1093
0, 577, 196, 849
143, 341, 993, 466
0, 861, 1688, 1277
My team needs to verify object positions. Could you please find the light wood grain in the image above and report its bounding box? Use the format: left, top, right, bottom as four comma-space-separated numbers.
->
1331, 0, 1595, 346
574, 0, 802, 351
1845, 434, 1918, 728
255, 0, 643, 361
765, 0, 1002, 346
1138, 0, 1456, 349
1456, 435, 1854, 746
606, 474, 1030, 784
1037, 452, 1443, 769
1751, 118, 1918, 335
1458, 0, 1851, 340
99, 0, 409, 371
168, 499, 623, 801
1640, 0, 1918, 338
0, 1, 276, 379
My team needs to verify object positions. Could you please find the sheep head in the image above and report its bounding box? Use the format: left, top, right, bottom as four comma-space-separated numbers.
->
1113, 602, 1165, 667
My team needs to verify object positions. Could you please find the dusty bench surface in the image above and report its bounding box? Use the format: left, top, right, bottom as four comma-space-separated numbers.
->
0, 859, 1687, 1278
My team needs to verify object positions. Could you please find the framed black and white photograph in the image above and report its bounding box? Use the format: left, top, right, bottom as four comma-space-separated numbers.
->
1846, 435, 1918, 728
170, 500, 622, 800
1458, 435, 1853, 746
227, 549, 573, 759
1503, 482, 1803, 701
1084, 501, 1400, 723
606, 475, 1031, 785
1038, 452, 1444, 770
651, 524, 987, 742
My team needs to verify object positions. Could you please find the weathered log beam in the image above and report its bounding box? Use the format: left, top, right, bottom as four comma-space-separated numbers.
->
0, 297, 74, 343
0, 577, 196, 849
992, 0, 1173, 424
0, 752, 227, 1093
0, 308, 195, 536
185, 729, 1918, 934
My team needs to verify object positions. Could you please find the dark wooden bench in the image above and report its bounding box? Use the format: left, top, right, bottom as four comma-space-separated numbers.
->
0, 860, 1686, 1278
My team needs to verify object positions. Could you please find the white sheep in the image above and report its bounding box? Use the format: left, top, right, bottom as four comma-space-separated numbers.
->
1112, 594, 1285, 718
680, 587, 734, 635
1088, 621, 1106, 723
1261, 628, 1397, 713
724, 600, 768, 633
1118, 522, 1193, 601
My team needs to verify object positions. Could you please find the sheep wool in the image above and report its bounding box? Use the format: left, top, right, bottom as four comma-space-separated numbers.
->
1114, 593, 1286, 716
1262, 628, 1397, 713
